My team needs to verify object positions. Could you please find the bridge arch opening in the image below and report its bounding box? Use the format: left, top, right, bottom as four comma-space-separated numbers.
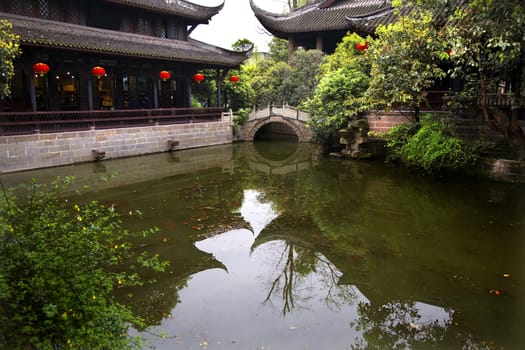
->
253, 140, 299, 161
253, 122, 299, 142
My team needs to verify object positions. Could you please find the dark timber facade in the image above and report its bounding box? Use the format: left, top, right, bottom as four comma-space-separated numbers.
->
0, 0, 249, 112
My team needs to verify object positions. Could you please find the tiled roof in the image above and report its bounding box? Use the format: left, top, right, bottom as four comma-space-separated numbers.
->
1, 13, 248, 67
250, 0, 392, 36
345, 5, 396, 35
104, 0, 224, 21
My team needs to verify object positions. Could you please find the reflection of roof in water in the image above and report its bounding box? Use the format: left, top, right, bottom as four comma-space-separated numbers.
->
115, 241, 226, 326
251, 214, 329, 253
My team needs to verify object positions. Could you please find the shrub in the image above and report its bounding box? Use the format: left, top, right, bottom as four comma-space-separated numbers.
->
233, 107, 251, 125
0, 177, 168, 349
384, 117, 481, 174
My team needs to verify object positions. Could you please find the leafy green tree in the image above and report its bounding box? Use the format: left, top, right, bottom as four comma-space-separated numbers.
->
0, 19, 21, 98
0, 178, 168, 349
191, 69, 217, 107
223, 65, 255, 124
287, 0, 315, 10
305, 33, 370, 146
365, 9, 447, 122
251, 48, 322, 107
443, 0, 525, 158
268, 37, 289, 63
288, 48, 323, 106
232, 38, 254, 52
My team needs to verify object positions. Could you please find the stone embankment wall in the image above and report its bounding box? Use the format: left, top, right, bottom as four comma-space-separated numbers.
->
0, 122, 232, 173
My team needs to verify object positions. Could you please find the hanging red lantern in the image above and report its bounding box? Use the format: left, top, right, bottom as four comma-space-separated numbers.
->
91, 66, 106, 79
356, 42, 368, 51
193, 73, 205, 83
229, 75, 239, 83
33, 62, 50, 77
159, 70, 171, 81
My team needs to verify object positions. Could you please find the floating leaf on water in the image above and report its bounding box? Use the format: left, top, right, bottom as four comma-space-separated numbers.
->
503, 273, 510, 278
408, 322, 421, 330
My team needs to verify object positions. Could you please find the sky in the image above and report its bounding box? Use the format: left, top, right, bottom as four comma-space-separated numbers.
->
190, 0, 288, 52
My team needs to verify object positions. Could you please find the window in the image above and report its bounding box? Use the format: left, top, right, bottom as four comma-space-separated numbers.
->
38, 0, 49, 18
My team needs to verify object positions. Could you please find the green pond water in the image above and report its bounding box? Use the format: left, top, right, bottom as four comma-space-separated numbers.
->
4, 141, 525, 349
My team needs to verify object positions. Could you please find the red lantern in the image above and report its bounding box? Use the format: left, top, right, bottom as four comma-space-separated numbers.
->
193, 73, 205, 83
229, 75, 239, 83
356, 42, 368, 51
159, 70, 171, 81
33, 62, 50, 77
91, 66, 106, 79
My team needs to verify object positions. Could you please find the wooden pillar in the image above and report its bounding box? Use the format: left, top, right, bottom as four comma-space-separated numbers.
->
179, 78, 191, 108
47, 67, 58, 111
288, 36, 296, 58
27, 69, 37, 112
87, 76, 93, 110
216, 69, 222, 108
152, 75, 159, 109
316, 33, 323, 52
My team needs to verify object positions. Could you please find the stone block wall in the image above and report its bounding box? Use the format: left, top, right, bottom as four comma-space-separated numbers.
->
0, 122, 232, 173
365, 111, 413, 133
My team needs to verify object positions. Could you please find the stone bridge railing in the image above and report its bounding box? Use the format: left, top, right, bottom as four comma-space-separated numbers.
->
249, 104, 310, 122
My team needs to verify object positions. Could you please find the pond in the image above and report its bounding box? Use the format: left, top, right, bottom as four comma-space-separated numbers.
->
4, 141, 525, 349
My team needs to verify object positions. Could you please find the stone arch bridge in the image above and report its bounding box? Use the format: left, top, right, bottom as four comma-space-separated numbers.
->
235, 104, 311, 142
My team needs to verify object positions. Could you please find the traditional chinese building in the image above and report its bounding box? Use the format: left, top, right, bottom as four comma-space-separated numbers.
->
250, 0, 394, 54
0, 0, 250, 112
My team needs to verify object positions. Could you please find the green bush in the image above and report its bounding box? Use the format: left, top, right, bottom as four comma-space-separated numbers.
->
233, 107, 251, 125
0, 178, 168, 349
384, 117, 481, 174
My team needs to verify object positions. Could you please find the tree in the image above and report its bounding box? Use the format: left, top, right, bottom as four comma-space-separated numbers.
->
365, 8, 447, 122
268, 37, 289, 63
305, 33, 371, 146
444, 0, 525, 159
288, 49, 324, 106
0, 19, 21, 98
0, 178, 168, 349
250, 48, 322, 107
287, 0, 315, 10
232, 38, 254, 52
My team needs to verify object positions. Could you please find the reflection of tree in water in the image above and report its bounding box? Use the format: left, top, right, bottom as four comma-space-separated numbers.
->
349, 301, 495, 350
256, 230, 358, 315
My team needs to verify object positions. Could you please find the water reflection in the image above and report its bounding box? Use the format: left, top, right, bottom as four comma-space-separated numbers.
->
4, 141, 525, 349
239, 189, 279, 236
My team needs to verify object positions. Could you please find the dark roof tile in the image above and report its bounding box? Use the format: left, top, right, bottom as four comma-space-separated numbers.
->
103, 0, 224, 21
1, 13, 248, 67
250, 0, 392, 35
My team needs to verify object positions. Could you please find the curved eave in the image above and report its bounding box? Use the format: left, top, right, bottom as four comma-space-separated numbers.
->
345, 6, 395, 36
250, 0, 391, 37
188, 38, 255, 57
2, 13, 248, 68
104, 0, 225, 21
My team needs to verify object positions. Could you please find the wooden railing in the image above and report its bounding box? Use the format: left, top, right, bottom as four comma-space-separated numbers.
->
424, 91, 525, 110
0, 107, 224, 136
